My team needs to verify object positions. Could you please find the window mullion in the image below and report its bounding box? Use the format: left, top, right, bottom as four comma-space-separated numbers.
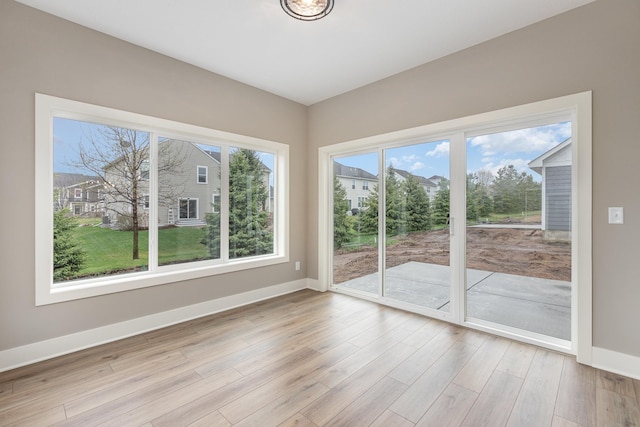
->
220, 145, 230, 263
148, 132, 159, 272
378, 147, 385, 299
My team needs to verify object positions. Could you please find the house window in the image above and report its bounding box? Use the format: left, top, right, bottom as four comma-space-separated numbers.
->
36, 94, 289, 305
351, 179, 356, 189
357, 196, 365, 208
74, 188, 82, 199
140, 160, 150, 180
212, 193, 220, 213
347, 199, 352, 210
197, 165, 208, 184
362, 181, 369, 190
179, 198, 198, 219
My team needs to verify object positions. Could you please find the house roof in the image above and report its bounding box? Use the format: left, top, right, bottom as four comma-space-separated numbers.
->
389, 168, 437, 187
333, 161, 377, 180
203, 149, 272, 173
528, 138, 572, 174
53, 172, 101, 188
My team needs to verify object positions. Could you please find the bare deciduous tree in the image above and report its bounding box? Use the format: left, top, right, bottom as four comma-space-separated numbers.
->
75, 126, 187, 260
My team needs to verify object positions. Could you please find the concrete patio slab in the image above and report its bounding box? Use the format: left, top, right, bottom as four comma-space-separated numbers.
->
335, 261, 571, 341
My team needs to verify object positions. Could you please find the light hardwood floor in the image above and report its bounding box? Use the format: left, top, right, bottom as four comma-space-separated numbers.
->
1, 290, 639, 426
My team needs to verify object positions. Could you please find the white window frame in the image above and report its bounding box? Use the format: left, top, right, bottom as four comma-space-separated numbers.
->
35, 94, 290, 305
317, 92, 592, 363
197, 165, 208, 184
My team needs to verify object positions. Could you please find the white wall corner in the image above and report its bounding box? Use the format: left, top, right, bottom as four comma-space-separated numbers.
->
306, 278, 322, 292
591, 346, 640, 380
0, 279, 308, 373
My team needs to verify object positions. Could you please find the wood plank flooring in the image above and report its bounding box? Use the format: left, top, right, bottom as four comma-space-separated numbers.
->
1, 289, 639, 426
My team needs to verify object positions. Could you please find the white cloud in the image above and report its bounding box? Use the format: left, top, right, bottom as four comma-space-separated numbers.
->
402, 154, 419, 163
426, 141, 450, 158
469, 122, 571, 156
481, 158, 537, 177
387, 156, 400, 168
409, 161, 425, 171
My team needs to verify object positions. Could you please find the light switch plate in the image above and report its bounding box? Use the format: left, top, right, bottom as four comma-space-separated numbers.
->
608, 207, 624, 224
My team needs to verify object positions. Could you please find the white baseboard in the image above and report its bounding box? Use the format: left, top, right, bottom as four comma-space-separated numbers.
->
0, 279, 311, 373
592, 346, 640, 380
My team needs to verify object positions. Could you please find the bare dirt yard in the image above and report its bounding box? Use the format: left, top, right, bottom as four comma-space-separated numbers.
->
333, 226, 571, 284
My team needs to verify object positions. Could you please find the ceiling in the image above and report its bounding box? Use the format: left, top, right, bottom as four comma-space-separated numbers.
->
17, 0, 595, 106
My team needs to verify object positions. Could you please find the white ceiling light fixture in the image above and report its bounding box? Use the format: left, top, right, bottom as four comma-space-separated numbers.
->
281, 0, 334, 21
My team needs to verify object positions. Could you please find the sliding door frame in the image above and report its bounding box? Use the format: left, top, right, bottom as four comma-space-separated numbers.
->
317, 91, 592, 363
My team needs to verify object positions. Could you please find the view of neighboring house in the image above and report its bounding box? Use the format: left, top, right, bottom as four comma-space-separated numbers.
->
333, 161, 377, 211
528, 138, 572, 240
102, 140, 272, 228
53, 173, 105, 216
160, 140, 222, 228
388, 167, 441, 202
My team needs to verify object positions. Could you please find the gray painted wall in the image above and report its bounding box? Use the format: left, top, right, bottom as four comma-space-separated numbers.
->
307, 0, 640, 357
2, 0, 640, 363
0, 0, 307, 351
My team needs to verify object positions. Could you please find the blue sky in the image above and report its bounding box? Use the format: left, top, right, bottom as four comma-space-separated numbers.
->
53, 118, 274, 177
334, 122, 571, 182
55, 118, 569, 183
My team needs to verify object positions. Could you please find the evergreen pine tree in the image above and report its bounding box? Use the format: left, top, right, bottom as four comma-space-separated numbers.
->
333, 176, 355, 249
229, 149, 272, 258
53, 209, 85, 281
360, 167, 407, 235
466, 173, 478, 221
432, 178, 450, 226
360, 182, 379, 234
201, 210, 221, 258
202, 149, 272, 258
385, 168, 406, 235
403, 174, 431, 232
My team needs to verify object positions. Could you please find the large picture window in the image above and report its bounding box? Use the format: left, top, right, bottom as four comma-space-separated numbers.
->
36, 94, 289, 305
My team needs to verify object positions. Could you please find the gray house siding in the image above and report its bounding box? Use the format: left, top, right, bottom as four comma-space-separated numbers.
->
545, 165, 572, 231
158, 140, 221, 227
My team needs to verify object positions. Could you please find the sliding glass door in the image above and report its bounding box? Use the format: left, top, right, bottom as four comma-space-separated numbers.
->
465, 123, 572, 341
382, 141, 451, 312
326, 95, 587, 352
332, 152, 379, 298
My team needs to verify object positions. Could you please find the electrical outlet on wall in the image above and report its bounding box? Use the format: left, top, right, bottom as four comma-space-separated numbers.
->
295, 261, 301, 271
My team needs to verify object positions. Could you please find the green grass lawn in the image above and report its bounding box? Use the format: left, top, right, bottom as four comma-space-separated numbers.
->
475, 210, 541, 224
72, 225, 210, 278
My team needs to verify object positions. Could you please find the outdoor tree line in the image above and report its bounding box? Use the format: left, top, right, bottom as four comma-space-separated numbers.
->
334, 165, 541, 249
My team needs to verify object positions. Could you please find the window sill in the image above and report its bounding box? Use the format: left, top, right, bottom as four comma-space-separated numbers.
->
38, 254, 289, 306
